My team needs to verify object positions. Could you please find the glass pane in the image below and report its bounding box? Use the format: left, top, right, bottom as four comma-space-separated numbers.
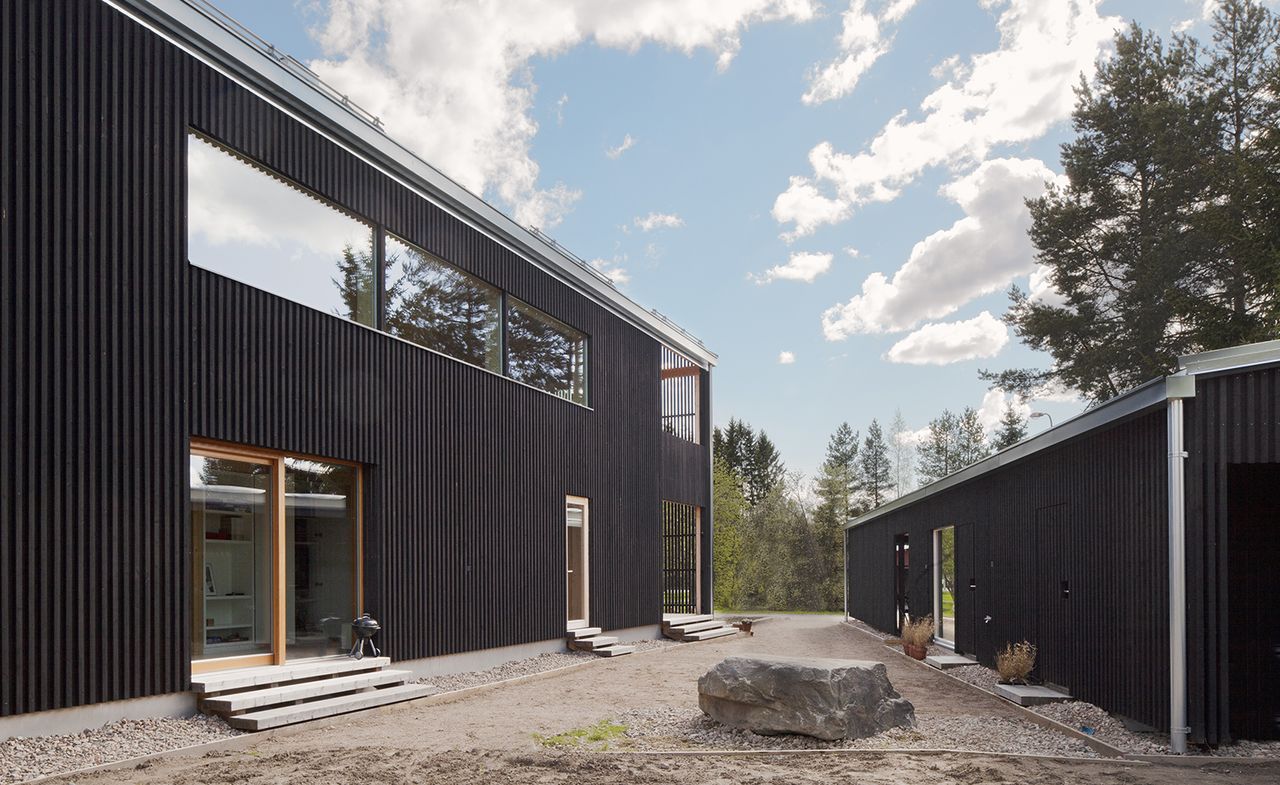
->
506, 298, 588, 405
384, 234, 502, 372
566, 504, 586, 623
285, 458, 358, 660
190, 454, 274, 661
937, 526, 955, 642
187, 133, 377, 326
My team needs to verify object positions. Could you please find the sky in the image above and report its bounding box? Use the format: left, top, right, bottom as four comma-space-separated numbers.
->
208, 0, 1236, 483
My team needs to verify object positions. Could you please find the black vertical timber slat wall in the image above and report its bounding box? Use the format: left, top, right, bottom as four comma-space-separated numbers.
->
1, 0, 711, 717
846, 412, 1170, 734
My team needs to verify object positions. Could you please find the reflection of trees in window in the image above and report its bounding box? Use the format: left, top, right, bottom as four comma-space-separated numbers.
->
384, 237, 502, 372
285, 458, 354, 496
507, 299, 587, 405
332, 238, 393, 328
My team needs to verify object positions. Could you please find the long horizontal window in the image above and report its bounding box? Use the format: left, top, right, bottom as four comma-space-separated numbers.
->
187, 131, 591, 406
507, 298, 588, 406
385, 234, 503, 373
187, 132, 377, 327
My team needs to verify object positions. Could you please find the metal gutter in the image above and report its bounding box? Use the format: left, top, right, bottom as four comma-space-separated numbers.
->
107, 0, 717, 369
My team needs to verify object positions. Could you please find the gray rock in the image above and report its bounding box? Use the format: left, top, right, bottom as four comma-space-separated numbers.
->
697, 655, 915, 741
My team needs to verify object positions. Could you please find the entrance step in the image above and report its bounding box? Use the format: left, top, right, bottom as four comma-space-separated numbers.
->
994, 683, 1072, 707
569, 635, 618, 651
565, 627, 635, 657
192, 656, 390, 695
682, 626, 738, 642
227, 683, 439, 731
925, 654, 978, 670
661, 613, 738, 643
202, 669, 412, 714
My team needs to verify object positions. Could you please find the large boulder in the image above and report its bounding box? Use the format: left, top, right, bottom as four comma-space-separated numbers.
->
697, 655, 915, 740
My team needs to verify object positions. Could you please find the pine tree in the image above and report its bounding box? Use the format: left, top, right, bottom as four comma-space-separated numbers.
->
812, 423, 861, 609
888, 409, 915, 498
956, 407, 991, 467
991, 403, 1028, 450
745, 431, 785, 506
916, 410, 958, 484
860, 419, 894, 509
713, 418, 756, 493
987, 10, 1280, 402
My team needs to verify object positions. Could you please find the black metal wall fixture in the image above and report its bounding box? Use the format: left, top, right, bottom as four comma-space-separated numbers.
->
0, 0, 712, 718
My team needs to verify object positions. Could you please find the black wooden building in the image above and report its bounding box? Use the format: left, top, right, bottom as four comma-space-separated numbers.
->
845, 341, 1280, 748
1, 0, 715, 726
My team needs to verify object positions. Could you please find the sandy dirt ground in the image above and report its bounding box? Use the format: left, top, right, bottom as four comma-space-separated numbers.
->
57, 615, 1280, 784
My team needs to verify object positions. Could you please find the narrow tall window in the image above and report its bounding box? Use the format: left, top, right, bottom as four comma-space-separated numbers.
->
660, 346, 700, 443
384, 234, 503, 372
506, 298, 588, 405
186, 132, 376, 326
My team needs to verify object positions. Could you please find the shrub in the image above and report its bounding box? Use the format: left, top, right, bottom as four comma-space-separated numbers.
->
900, 616, 934, 649
996, 641, 1037, 684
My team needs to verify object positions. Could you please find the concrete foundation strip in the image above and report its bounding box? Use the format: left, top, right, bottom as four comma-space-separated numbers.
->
599, 747, 1148, 764
842, 619, 1129, 759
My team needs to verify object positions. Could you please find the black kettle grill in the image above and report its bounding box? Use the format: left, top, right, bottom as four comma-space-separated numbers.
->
349, 613, 381, 659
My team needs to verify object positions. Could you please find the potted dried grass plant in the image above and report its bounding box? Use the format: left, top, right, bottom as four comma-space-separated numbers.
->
900, 616, 933, 660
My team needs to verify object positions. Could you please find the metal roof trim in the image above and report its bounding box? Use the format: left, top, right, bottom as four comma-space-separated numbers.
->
108, 0, 717, 368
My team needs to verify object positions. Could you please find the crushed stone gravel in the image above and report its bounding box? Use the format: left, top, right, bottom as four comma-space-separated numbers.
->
614, 706, 1099, 757
0, 714, 239, 785
421, 638, 677, 693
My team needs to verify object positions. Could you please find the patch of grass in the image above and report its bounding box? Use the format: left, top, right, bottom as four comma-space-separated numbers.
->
533, 719, 628, 750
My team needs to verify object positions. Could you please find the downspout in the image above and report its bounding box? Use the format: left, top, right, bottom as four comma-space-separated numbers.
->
1166, 373, 1196, 754
704, 369, 714, 616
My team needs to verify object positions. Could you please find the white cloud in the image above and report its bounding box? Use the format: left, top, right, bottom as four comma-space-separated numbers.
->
802, 0, 919, 105
555, 93, 569, 125
606, 133, 637, 159
634, 212, 685, 231
1027, 263, 1070, 309
977, 388, 1030, 434
308, 1, 819, 231
822, 157, 1057, 338
883, 311, 1009, 365
779, 351, 796, 364
776, 0, 1118, 238
844, 246, 861, 258
750, 251, 834, 284
589, 256, 631, 286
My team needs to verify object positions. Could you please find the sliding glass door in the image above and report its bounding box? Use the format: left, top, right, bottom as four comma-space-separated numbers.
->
191, 442, 361, 672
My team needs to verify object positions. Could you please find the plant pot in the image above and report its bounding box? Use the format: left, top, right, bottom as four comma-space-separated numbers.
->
903, 642, 927, 660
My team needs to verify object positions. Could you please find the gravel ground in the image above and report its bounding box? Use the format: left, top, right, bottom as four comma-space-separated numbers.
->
615, 706, 1098, 757
0, 714, 239, 785
421, 638, 677, 693
949, 664, 1001, 692
844, 617, 889, 640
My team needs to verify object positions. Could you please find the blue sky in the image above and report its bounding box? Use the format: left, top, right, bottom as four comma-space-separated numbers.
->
214, 0, 1223, 482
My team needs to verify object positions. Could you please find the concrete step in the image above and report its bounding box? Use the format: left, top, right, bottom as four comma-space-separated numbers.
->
228, 683, 439, 731
592, 645, 635, 657
994, 683, 1071, 707
203, 669, 412, 714
671, 620, 724, 635
192, 657, 390, 694
663, 614, 714, 628
682, 626, 738, 642
566, 627, 603, 639
570, 635, 618, 651
925, 654, 978, 670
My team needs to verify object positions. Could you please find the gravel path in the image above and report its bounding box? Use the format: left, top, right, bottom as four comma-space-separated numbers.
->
0, 715, 239, 785
616, 706, 1098, 757
420, 638, 677, 693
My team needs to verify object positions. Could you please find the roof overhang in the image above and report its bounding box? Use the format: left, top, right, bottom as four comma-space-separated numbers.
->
844, 374, 1195, 531
106, 0, 717, 369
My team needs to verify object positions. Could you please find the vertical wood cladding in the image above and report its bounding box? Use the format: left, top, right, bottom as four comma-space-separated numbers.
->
847, 412, 1170, 734
2, 0, 709, 717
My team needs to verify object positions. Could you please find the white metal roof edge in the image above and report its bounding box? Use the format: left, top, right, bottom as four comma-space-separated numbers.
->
844, 339, 1280, 531
109, 0, 717, 369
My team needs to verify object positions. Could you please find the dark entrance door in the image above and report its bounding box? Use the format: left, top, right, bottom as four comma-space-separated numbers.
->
1227, 464, 1280, 740
954, 523, 979, 656
894, 534, 910, 633
1035, 503, 1073, 688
